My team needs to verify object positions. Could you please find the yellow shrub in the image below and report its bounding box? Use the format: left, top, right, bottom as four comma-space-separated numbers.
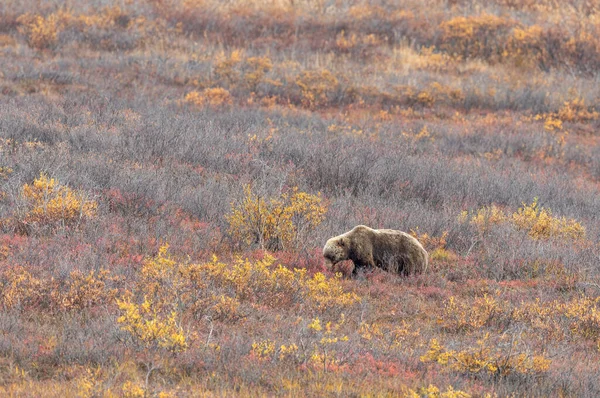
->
251, 339, 276, 361
99, 6, 130, 29
334, 30, 383, 54
415, 91, 435, 107
442, 295, 502, 332
18, 173, 97, 232
407, 82, 464, 108
308, 314, 349, 371
429, 82, 465, 103
122, 381, 145, 398
211, 51, 278, 94
514, 296, 600, 343
251, 316, 350, 370
226, 185, 327, 251
305, 272, 360, 312
133, 247, 359, 320
279, 343, 299, 361
512, 198, 585, 241
358, 322, 384, 341
184, 92, 204, 106
417, 384, 472, 398
203, 254, 296, 304
421, 335, 551, 377
0, 243, 8, 260
469, 204, 507, 233
0, 34, 16, 47
465, 200, 585, 242
430, 248, 458, 262
512, 298, 565, 341
348, 4, 387, 20
410, 229, 457, 263
16, 7, 134, 51
561, 296, 600, 341
542, 115, 563, 131
116, 295, 188, 353
139, 244, 180, 305
0, 167, 13, 179
137, 244, 213, 318
204, 254, 359, 312
390, 321, 421, 349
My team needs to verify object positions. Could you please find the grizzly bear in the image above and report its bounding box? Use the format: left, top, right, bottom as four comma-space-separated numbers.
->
323, 225, 428, 276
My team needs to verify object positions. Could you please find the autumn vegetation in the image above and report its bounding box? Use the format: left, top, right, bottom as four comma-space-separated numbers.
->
1, 0, 600, 396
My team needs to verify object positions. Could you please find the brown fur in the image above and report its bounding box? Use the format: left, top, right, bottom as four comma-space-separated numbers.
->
323, 225, 428, 276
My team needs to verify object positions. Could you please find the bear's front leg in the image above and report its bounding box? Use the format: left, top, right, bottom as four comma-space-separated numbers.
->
351, 253, 376, 276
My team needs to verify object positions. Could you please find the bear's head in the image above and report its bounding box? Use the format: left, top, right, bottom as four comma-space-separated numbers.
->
322, 236, 349, 270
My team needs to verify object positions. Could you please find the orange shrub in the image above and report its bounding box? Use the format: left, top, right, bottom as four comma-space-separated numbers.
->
439, 14, 515, 62
411, 229, 456, 263
184, 88, 232, 107
556, 97, 599, 123
57, 269, 117, 311
0, 265, 115, 312
0, 266, 44, 310
17, 12, 63, 49
213, 50, 243, 87
295, 69, 339, 109
334, 30, 383, 57
508, 25, 546, 68
243, 56, 273, 90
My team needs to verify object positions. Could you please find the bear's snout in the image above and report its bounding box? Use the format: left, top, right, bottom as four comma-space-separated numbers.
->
323, 242, 343, 271
323, 250, 338, 266
323, 258, 334, 270
323, 251, 335, 261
